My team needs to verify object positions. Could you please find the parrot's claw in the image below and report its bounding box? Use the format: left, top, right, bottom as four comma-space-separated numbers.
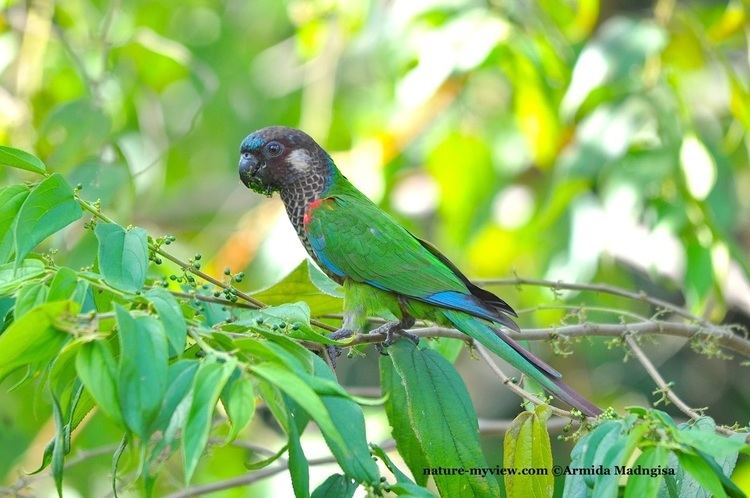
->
372, 317, 418, 355
324, 328, 353, 369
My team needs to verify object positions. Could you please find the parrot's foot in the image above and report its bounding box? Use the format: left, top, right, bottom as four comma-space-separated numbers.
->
372, 317, 417, 355
324, 328, 353, 369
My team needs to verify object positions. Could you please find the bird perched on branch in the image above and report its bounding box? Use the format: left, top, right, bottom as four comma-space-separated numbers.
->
238, 126, 601, 417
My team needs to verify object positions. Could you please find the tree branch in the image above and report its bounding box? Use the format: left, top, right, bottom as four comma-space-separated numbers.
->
624, 335, 735, 436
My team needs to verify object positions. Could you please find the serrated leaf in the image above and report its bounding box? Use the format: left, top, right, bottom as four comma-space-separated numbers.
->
14, 173, 82, 267
0, 300, 77, 380
624, 446, 669, 498
311, 474, 358, 498
182, 356, 237, 483
0, 145, 46, 174
116, 306, 168, 438
145, 288, 187, 356
95, 223, 149, 292
75, 341, 122, 425
503, 404, 553, 498
387, 340, 501, 498
0, 185, 30, 263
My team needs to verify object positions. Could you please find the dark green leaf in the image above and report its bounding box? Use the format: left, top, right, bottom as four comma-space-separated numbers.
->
116, 305, 168, 438
387, 340, 501, 497
182, 355, 236, 483
75, 341, 122, 425
503, 404, 553, 498
0, 300, 77, 380
14, 173, 82, 266
0, 185, 30, 263
311, 474, 358, 498
145, 288, 187, 356
0, 145, 46, 174
95, 223, 149, 292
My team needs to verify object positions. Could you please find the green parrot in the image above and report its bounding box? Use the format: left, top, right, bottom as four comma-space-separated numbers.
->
239, 126, 600, 416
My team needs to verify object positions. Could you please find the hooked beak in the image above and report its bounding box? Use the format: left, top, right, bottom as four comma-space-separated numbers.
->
239, 154, 260, 188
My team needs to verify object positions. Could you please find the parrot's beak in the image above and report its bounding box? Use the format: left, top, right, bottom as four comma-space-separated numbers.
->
238, 154, 260, 188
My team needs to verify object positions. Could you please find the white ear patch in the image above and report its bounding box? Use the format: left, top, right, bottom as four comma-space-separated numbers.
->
287, 148, 312, 172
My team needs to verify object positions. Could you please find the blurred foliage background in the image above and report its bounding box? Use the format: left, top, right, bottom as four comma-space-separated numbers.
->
1, 0, 750, 496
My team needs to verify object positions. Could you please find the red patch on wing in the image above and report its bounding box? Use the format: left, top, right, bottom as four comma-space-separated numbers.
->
303, 198, 325, 227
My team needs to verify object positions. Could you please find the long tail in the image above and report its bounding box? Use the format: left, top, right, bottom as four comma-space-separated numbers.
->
443, 309, 601, 417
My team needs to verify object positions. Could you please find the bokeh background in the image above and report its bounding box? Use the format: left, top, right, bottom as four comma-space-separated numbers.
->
1, 0, 750, 496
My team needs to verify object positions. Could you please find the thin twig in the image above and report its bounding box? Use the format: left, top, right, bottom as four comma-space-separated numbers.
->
342, 321, 750, 358
479, 276, 704, 326
475, 344, 585, 420
624, 335, 734, 436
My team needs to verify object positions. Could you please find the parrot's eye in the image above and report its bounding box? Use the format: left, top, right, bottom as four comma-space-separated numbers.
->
242, 152, 251, 160
265, 141, 283, 158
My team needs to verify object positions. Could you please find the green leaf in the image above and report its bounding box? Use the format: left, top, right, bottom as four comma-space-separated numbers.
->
145, 288, 187, 356
75, 341, 122, 425
0, 259, 46, 295
249, 362, 348, 463
676, 451, 727, 498
47, 267, 79, 302
152, 359, 199, 433
380, 353, 430, 485
252, 261, 342, 316
220, 370, 256, 442
14, 282, 48, 318
387, 340, 501, 498
624, 446, 669, 498
370, 444, 435, 497
182, 355, 236, 483
51, 394, 66, 498
286, 397, 310, 498
310, 355, 380, 484
95, 223, 149, 293
0, 145, 46, 174
0, 185, 30, 263
503, 404, 554, 498
311, 474, 358, 498
425, 337, 464, 363
0, 300, 77, 380
14, 173, 82, 266
116, 306, 168, 438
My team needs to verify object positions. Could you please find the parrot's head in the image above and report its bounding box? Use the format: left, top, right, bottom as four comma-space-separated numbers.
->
238, 126, 328, 197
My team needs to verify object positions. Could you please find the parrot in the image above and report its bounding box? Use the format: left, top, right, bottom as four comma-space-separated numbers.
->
238, 126, 601, 417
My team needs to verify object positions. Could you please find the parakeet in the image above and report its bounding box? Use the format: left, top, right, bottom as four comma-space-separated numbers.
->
238, 126, 601, 417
